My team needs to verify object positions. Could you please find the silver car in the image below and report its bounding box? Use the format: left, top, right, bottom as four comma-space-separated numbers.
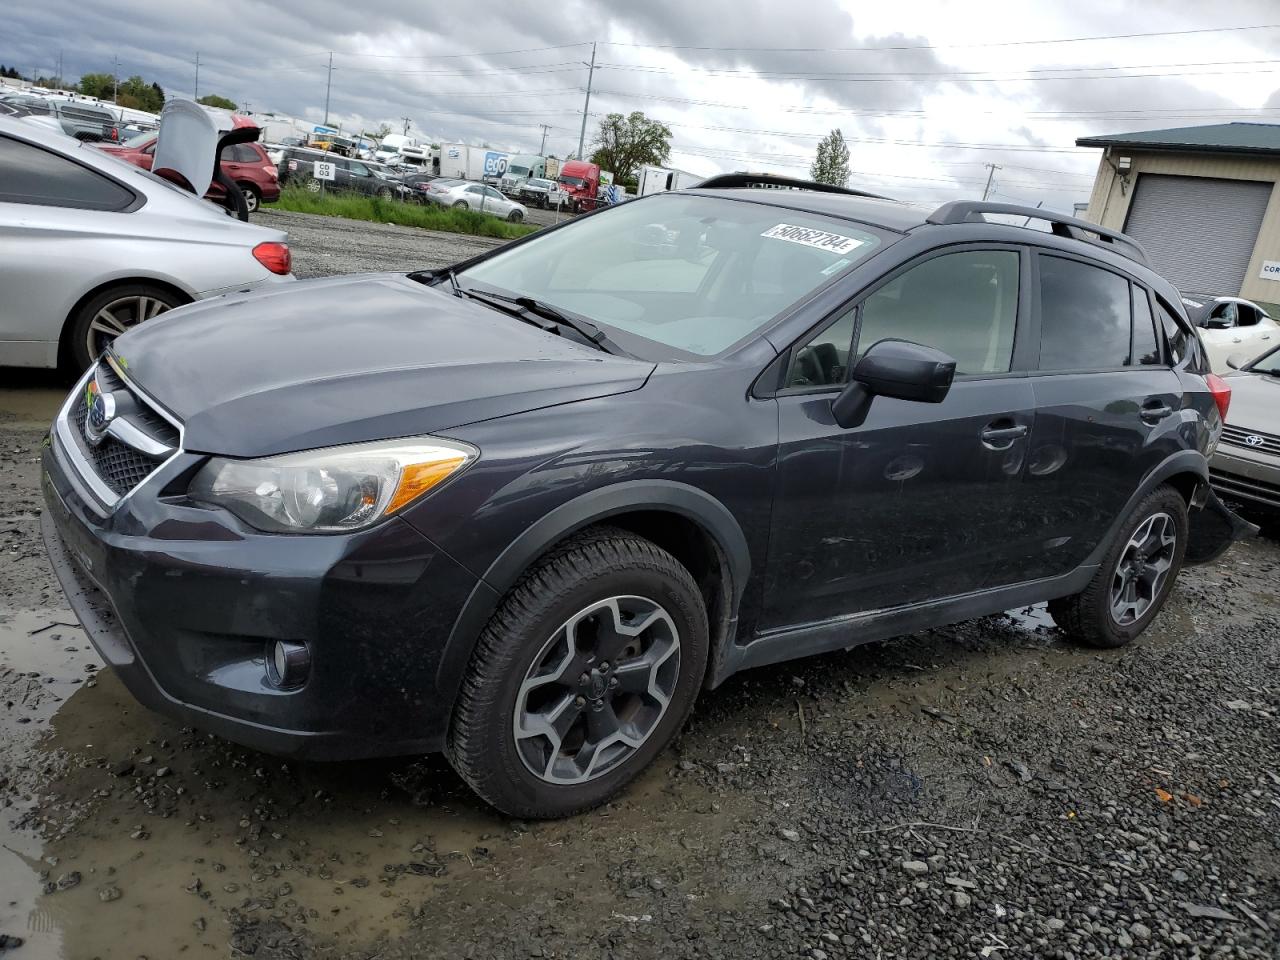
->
424, 179, 528, 221
0, 115, 293, 371
1210, 343, 1280, 513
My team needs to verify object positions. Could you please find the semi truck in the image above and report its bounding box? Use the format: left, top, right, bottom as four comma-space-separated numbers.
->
556, 160, 618, 212
375, 133, 430, 168
438, 143, 511, 183
498, 155, 561, 195
636, 165, 704, 195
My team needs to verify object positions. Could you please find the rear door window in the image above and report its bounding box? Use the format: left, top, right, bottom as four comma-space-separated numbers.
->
1037, 255, 1131, 370
0, 135, 135, 211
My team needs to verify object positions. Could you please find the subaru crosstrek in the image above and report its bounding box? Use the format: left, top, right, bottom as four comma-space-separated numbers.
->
41, 173, 1254, 818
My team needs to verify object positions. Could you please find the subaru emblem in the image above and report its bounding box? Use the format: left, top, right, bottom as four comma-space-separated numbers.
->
84, 379, 116, 446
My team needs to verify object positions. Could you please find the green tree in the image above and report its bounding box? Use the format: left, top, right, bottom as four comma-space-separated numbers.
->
117, 75, 163, 112
810, 128, 851, 187
197, 93, 237, 110
589, 111, 672, 182
79, 72, 116, 99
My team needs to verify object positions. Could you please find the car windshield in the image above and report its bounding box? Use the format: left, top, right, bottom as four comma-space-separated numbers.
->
1250, 345, 1280, 377
508, 164, 530, 176
559, 175, 587, 188
528, 179, 552, 188
120, 130, 157, 148
459, 193, 885, 359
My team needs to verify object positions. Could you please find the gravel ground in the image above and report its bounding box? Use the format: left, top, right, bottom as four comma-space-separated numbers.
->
254, 208, 510, 278
1, 212, 1277, 959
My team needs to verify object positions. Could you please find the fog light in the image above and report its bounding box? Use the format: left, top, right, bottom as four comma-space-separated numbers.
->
266, 640, 309, 689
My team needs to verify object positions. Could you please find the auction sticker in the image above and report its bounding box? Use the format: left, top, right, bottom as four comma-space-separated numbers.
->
761, 223, 865, 255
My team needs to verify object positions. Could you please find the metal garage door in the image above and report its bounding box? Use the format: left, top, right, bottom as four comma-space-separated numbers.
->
1123, 174, 1272, 295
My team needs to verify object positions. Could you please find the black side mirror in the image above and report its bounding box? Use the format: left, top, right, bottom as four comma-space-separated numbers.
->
831, 339, 957, 429
1205, 317, 1232, 330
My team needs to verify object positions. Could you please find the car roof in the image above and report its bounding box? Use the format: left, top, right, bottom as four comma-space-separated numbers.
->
686, 186, 933, 233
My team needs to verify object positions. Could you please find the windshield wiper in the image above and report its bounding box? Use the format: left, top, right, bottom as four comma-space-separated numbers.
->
456, 285, 632, 357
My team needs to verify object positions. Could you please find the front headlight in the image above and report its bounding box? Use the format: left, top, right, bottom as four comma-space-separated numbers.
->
189, 438, 476, 533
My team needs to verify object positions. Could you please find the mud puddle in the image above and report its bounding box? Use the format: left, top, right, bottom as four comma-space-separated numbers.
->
0, 602, 757, 959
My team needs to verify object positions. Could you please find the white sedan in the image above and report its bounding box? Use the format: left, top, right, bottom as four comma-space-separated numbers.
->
1182, 294, 1278, 373
423, 178, 527, 221
0, 113, 293, 371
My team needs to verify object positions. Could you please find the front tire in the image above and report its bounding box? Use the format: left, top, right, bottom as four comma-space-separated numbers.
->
447, 526, 708, 818
507, 209, 524, 222
1049, 485, 1188, 648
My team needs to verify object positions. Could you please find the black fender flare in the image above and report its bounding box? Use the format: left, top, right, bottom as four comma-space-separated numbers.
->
433, 480, 751, 716
1084, 449, 1253, 568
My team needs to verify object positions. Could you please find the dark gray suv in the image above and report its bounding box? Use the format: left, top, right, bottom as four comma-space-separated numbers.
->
41, 173, 1254, 818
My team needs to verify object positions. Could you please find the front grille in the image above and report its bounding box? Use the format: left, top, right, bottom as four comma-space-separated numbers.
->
1210, 468, 1280, 508
1221, 425, 1280, 456
57, 361, 181, 504
71, 392, 166, 496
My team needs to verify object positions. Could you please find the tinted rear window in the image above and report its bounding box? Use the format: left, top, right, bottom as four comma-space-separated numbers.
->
1038, 255, 1131, 370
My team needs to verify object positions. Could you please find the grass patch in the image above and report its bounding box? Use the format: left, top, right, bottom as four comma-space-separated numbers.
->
273, 184, 538, 239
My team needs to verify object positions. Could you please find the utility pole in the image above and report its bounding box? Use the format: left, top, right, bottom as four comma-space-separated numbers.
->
194, 51, 200, 100
576, 41, 596, 162
401, 116, 411, 136
323, 51, 333, 126
56, 49, 62, 86
982, 163, 1001, 201
113, 56, 120, 103
538, 123, 550, 155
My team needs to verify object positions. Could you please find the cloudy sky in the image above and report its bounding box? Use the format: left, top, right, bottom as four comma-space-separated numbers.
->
6, 0, 1279, 210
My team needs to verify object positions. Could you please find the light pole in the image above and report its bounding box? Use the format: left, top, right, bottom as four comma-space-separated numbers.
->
576, 42, 596, 162
323, 52, 333, 126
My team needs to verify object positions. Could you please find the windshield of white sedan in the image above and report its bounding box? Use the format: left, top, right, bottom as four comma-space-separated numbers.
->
1252, 347, 1280, 377
459, 194, 883, 357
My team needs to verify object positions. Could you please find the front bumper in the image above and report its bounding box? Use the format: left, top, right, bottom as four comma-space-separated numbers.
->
1210, 444, 1280, 511
40, 442, 479, 760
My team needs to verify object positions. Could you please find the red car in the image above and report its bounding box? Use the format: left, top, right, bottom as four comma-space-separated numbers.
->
97, 129, 280, 213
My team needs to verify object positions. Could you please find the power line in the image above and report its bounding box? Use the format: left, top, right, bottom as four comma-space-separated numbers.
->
597, 23, 1280, 53
596, 57, 1280, 79
595, 64, 1280, 84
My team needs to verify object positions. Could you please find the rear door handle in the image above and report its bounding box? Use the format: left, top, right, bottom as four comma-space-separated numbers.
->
1141, 399, 1174, 423
980, 423, 1029, 449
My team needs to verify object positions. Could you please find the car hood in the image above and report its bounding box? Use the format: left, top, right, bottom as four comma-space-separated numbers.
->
110, 273, 655, 458
1224, 371, 1280, 434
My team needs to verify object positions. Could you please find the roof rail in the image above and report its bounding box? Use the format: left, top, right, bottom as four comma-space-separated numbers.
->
696, 171, 892, 200
926, 200, 1150, 266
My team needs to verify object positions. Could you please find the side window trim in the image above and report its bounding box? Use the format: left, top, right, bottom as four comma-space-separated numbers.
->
771, 241, 1031, 397
1134, 284, 1168, 367
1028, 248, 1140, 375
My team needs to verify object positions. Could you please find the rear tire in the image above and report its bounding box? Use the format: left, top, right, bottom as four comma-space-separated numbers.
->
447, 526, 708, 819
67, 284, 184, 372
237, 182, 261, 213
452, 200, 468, 210
1048, 485, 1188, 648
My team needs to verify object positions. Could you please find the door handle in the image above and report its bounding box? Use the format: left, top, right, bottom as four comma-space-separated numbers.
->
1140, 400, 1173, 423
980, 423, 1029, 449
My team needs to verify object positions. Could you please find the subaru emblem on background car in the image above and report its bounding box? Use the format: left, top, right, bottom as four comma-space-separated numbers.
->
1244, 434, 1265, 446
84, 378, 116, 446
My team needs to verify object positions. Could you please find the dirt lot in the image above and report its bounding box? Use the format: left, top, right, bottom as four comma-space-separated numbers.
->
1, 212, 1277, 959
